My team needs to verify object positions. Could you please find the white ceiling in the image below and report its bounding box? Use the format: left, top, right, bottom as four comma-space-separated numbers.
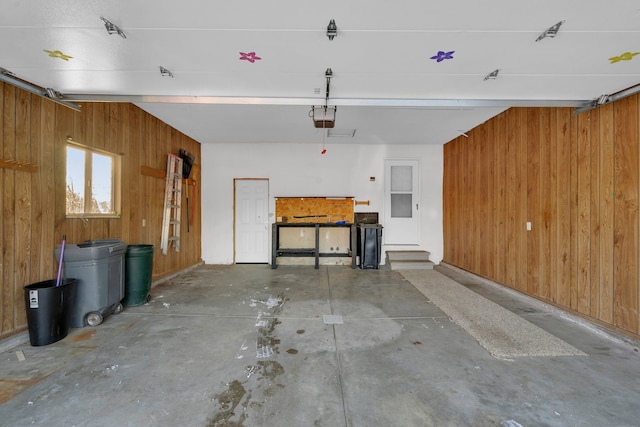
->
2, 1, 639, 145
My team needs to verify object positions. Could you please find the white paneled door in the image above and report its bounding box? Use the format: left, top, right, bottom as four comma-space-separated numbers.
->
384, 159, 420, 244
235, 179, 269, 263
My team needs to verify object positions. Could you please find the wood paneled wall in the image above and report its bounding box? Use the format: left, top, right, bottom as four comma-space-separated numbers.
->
443, 95, 640, 339
1, 82, 201, 339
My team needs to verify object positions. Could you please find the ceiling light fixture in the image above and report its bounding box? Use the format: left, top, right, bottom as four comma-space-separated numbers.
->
326, 19, 337, 40
0, 67, 80, 111
159, 66, 174, 78
535, 20, 565, 42
483, 69, 500, 81
100, 17, 127, 38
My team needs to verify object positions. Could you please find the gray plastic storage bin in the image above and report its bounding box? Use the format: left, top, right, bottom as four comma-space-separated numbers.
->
55, 239, 128, 327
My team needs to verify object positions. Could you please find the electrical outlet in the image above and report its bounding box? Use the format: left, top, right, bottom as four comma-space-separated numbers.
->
526, 221, 532, 231
142, 219, 146, 227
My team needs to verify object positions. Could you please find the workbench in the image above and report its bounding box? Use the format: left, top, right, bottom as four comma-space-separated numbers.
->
271, 222, 356, 269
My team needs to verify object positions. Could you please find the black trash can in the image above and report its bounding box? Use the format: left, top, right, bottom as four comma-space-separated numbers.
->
24, 279, 77, 346
123, 244, 154, 306
358, 224, 383, 269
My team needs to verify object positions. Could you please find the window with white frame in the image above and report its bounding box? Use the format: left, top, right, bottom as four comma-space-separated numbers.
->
66, 141, 122, 217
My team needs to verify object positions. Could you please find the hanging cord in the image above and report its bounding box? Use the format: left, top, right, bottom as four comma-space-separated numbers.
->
321, 106, 327, 154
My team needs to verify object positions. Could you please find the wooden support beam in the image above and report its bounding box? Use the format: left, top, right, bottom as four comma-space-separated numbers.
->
140, 165, 166, 179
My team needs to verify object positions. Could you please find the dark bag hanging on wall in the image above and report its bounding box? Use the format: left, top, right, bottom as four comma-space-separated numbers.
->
179, 149, 195, 179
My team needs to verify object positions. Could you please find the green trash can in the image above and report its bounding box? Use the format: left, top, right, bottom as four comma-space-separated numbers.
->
123, 244, 154, 306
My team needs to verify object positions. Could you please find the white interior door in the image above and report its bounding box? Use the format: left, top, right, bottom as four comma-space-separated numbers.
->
384, 159, 420, 244
235, 179, 269, 263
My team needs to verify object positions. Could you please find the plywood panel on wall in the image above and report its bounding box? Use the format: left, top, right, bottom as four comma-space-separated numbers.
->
0, 82, 202, 339
443, 95, 640, 340
275, 197, 354, 223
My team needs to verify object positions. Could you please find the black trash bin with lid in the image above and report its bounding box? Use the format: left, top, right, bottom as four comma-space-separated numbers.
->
357, 224, 383, 269
55, 239, 128, 327
24, 278, 77, 346
123, 244, 154, 306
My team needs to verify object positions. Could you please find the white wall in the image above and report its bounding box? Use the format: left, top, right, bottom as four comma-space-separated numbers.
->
201, 142, 443, 264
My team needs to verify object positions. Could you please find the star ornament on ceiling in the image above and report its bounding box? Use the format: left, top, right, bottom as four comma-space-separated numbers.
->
239, 52, 262, 63
609, 51, 640, 64
430, 50, 455, 62
43, 49, 73, 61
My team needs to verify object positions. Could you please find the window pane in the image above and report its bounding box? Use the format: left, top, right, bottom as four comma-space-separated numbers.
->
391, 194, 412, 218
391, 166, 412, 192
91, 153, 113, 213
66, 147, 85, 214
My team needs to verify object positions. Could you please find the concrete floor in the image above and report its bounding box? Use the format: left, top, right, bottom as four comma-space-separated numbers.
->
1, 264, 640, 426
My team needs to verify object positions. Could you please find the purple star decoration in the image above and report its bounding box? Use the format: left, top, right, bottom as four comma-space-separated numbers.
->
430, 50, 455, 62
239, 52, 262, 63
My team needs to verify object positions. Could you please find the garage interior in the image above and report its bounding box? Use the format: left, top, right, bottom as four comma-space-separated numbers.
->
2, 265, 640, 426
2, 1, 640, 426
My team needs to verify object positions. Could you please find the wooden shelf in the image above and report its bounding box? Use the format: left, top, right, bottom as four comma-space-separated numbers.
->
0, 158, 37, 173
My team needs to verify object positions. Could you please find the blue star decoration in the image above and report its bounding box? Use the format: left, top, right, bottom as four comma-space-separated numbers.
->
430, 50, 455, 62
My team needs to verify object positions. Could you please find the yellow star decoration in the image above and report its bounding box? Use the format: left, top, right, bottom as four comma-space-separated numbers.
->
609, 51, 640, 64
43, 49, 73, 61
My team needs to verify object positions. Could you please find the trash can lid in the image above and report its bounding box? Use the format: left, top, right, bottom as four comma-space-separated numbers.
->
127, 244, 154, 254
56, 239, 128, 261
78, 239, 124, 248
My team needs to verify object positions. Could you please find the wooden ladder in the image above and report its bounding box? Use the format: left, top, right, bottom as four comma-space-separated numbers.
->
161, 153, 183, 255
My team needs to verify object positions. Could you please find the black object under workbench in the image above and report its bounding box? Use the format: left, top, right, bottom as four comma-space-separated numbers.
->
271, 222, 356, 269
357, 224, 383, 269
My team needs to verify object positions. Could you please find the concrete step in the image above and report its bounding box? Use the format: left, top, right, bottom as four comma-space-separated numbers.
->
386, 250, 431, 262
385, 250, 435, 270
387, 260, 436, 270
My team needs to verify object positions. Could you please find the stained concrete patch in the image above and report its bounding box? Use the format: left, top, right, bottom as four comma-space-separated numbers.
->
401, 270, 587, 359
0, 377, 44, 404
